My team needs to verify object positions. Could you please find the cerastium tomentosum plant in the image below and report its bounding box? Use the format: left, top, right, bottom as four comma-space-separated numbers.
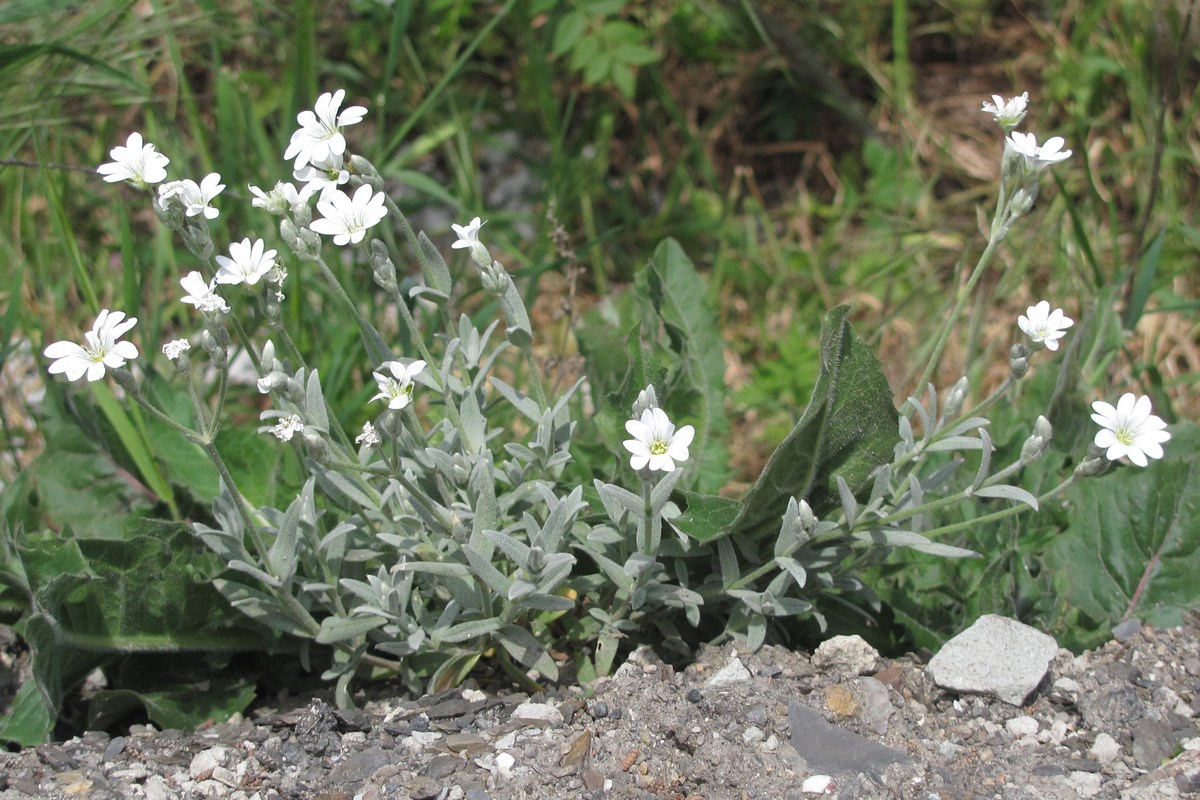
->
40, 89, 1172, 706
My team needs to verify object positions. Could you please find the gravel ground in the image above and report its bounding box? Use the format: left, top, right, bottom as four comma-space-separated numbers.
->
2, 615, 1199, 800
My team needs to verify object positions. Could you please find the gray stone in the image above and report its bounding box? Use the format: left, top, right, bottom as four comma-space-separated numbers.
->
811, 635, 881, 676
787, 700, 912, 775
511, 701, 563, 726
706, 655, 751, 689
328, 748, 393, 784
926, 614, 1058, 706
1091, 732, 1122, 764
1131, 719, 1178, 769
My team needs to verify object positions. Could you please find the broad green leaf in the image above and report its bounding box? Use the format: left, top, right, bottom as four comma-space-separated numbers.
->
724, 305, 897, 542
646, 239, 730, 492
672, 490, 741, 543
86, 682, 257, 733
0, 680, 55, 747
1047, 422, 1199, 649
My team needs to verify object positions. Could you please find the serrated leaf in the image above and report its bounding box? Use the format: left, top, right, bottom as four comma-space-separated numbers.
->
725, 305, 897, 541
646, 239, 730, 492
1048, 423, 1199, 641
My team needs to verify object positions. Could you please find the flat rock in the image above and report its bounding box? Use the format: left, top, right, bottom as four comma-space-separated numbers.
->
706, 654, 751, 689
927, 614, 1058, 706
787, 700, 911, 775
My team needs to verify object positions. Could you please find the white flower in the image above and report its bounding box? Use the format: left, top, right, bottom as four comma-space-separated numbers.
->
283, 89, 368, 169
179, 270, 230, 314
1017, 300, 1073, 351
1090, 393, 1171, 467
370, 360, 427, 409
44, 309, 139, 382
269, 415, 305, 442
356, 421, 381, 447
623, 407, 695, 472
310, 184, 387, 246
1006, 131, 1072, 170
162, 173, 226, 219
981, 92, 1028, 129
451, 216, 486, 250
162, 339, 191, 360
215, 238, 278, 286
249, 181, 313, 216
293, 153, 350, 202
97, 132, 170, 189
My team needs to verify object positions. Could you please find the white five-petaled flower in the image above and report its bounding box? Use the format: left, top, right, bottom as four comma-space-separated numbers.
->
310, 184, 387, 245
44, 309, 139, 382
451, 217, 486, 250
160, 173, 225, 219
1090, 393, 1171, 467
1006, 131, 1072, 171
269, 415, 305, 442
215, 238, 278, 286
623, 407, 695, 473
97, 132, 170, 189
293, 153, 350, 202
1017, 300, 1074, 351
283, 89, 368, 169
162, 339, 191, 360
981, 92, 1029, 129
370, 360, 427, 409
356, 421, 381, 448
249, 181, 313, 216
180, 270, 230, 314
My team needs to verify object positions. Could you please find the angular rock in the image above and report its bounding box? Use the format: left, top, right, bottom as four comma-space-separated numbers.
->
927, 615, 1058, 706
787, 701, 911, 775
811, 635, 881, 676
706, 655, 751, 689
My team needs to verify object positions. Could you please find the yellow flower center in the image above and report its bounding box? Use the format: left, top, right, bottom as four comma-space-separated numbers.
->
1115, 426, 1134, 447
650, 440, 668, 456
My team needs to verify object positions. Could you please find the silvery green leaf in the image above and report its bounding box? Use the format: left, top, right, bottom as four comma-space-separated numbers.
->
586, 525, 623, 545
623, 552, 657, 579
437, 617, 502, 644
908, 471, 925, 510
212, 485, 245, 538
537, 553, 576, 590
862, 526, 980, 558
496, 623, 557, 679
549, 376, 586, 425
391, 560, 473, 578
304, 369, 329, 430
458, 314, 482, 364
474, 337, 512, 392
869, 464, 892, 507
907, 391, 930, 435
228, 559, 283, 588
458, 390, 487, 455
921, 459, 963, 493
212, 579, 312, 638
651, 469, 685, 516
974, 483, 1039, 510
515, 592, 576, 612
194, 523, 249, 564
717, 536, 740, 588
595, 481, 643, 525
579, 546, 633, 592
507, 579, 536, 601
727, 588, 764, 613
924, 435, 986, 452
503, 442, 538, 465
485, 528, 531, 568
491, 377, 541, 421
537, 485, 587, 552
499, 280, 533, 350
685, 602, 700, 627
836, 475, 859, 529
898, 415, 915, 448
462, 543, 512, 594
408, 284, 449, 303
763, 596, 812, 616
417, 231, 452, 296
972, 427, 994, 488
746, 613, 767, 650
310, 460, 378, 511
315, 614, 386, 644
940, 415, 991, 438
774, 555, 808, 589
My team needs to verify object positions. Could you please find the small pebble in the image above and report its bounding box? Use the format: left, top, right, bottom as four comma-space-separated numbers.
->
1005, 715, 1039, 738
1090, 732, 1121, 764
686, 688, 702, 703
591, 701, 609, 719
801, 774, 835, 794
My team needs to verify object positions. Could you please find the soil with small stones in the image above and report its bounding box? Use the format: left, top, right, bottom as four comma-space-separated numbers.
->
2, 617, 1199, 800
